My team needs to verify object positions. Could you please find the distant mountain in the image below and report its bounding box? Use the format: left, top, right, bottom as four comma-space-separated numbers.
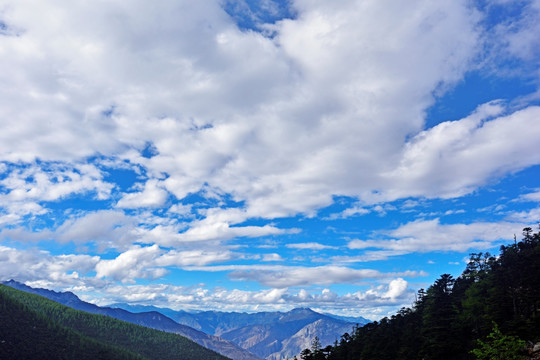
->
0, 284, 228, 360
3, 280, 367, 360
113, 304, 363, 360
3, 280, 260, 360
218, 308, 355, 359
321, 313, 370, 326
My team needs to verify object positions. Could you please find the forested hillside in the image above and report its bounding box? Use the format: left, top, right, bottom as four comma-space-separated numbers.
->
0, 285, 229, 360
0, 285, 142, 360
299, 226, 540, 360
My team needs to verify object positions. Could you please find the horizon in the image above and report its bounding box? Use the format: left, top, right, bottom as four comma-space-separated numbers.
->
1, 0, 540, 320
3, 279, 369, 321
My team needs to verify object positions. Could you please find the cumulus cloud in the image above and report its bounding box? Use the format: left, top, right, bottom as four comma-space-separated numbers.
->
116, 179, 169, 209
55, 210, 138, 249
0, 0, 485, 214
0, 245, 99, 287
95, 245, 166, 282
380, 102, 540, 201
0, 0, 537, 217
1, 0, 537, 221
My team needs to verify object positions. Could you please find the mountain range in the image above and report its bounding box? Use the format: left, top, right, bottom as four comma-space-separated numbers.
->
114, 303, 368, 360
3, 280, 258, 360
3, 280, 369, 360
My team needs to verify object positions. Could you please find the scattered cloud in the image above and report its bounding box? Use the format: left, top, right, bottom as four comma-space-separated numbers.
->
517, 189, 540, 203
286, 242, 338, 250
116, 179, 169, 209
0, 245, 100, 287
348, 219, 523, 253
226, 265, 425, 288
0, 0, 539, 317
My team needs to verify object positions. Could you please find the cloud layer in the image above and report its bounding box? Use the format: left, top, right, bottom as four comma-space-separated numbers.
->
1, 0, 539, 317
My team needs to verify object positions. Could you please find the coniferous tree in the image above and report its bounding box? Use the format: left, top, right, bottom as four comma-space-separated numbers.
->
304, 225, 540, 360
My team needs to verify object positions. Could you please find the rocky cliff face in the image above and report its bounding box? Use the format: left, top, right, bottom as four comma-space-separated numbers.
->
266, 318, 355, 360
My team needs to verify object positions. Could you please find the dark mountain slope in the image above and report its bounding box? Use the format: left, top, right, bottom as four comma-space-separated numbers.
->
0, 284, 228, 360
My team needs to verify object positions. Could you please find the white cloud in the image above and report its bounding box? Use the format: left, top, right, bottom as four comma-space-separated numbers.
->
286, 242, 338, 250
0, 245, 100, 287
261, 253, 284, 262
1, 0, 539, 319
380, 102, 540, 201
90, 281, 414, 317
95, 244, 166, 283
55, 210, 137, 249
170, 207, 301, 243
349, 218, 526, 253
332, 250, 408, 263
383, 278, 408, 300
506, 206, 540, 224
226, 265, 425, 288
518, 189, 540, 202
157, 249, 237, 267
0, 162, 112, 225
94, 244, 243, 283
116, 179, 169, 209
326, 205, 370, 220
0, 0, 488, 218
489, 0, 540, 65
0, 0, 537, 220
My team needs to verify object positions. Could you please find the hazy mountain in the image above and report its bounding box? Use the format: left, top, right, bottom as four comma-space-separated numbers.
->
114, 304, 364, 360
3, 280, 260, 360
218, 308, 356, 359
321, 313, 370, 325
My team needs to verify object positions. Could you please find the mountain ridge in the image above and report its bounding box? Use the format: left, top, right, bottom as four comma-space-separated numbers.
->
113, 302, 368, 359
2, 280, 260, 360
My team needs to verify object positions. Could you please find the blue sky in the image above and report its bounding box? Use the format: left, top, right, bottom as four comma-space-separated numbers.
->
1, 0, 540, 320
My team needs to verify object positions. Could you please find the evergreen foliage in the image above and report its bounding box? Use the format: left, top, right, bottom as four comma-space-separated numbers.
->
470, 322, 526, 360
0, 284, 230, 360
0, 286, 141, 360
299, 226, 540, 360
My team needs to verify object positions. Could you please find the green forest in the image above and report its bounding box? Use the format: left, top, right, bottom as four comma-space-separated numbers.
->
0, 284, 229, 360
299, 226, 540, 360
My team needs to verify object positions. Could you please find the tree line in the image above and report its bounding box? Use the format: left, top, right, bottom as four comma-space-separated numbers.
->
299, 226, 540, 360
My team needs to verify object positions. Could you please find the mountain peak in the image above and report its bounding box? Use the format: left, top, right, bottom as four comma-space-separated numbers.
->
3, 279, 81, 303
289, 307, 315, 314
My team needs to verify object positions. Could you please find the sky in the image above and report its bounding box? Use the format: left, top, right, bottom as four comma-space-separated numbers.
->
0, 0, 539, 320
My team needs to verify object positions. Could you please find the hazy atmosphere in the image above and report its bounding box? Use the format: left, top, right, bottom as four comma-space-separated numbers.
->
1, 0, 540, 320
